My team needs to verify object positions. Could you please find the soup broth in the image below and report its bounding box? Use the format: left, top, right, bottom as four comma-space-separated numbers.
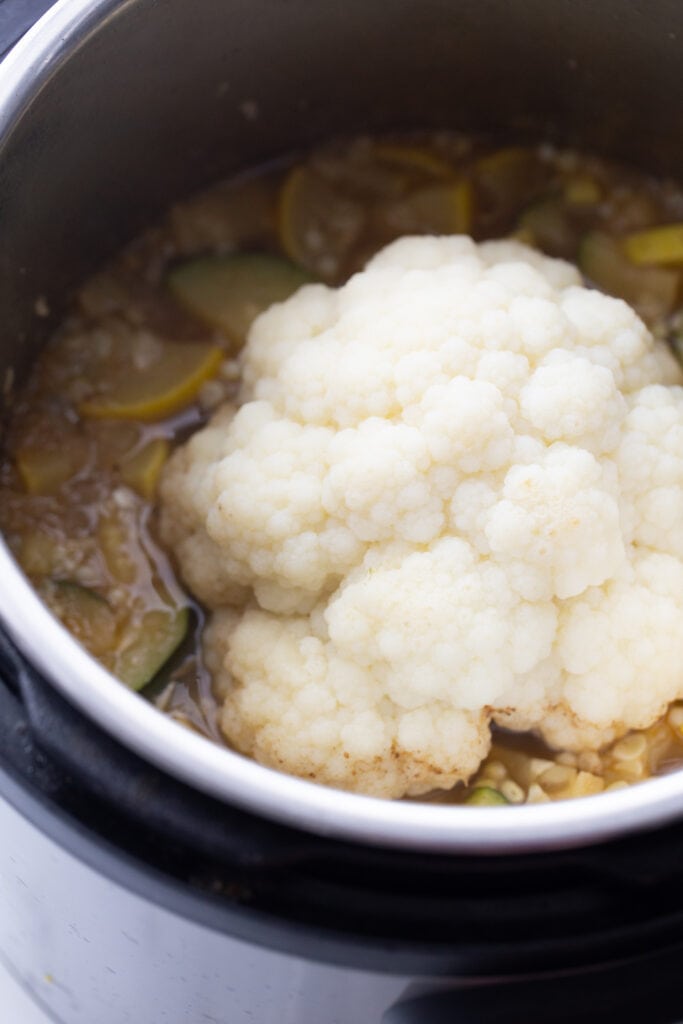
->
4, 134, 683, 805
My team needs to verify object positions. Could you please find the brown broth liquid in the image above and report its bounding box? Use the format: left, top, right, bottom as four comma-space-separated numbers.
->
3, 134, 683, 805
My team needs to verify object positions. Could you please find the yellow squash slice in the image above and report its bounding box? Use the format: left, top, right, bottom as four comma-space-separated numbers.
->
278, 165, 366, 280
377, 180, 473, 236
370, 143, 454, 181
623, 223, 683, 266
120, 438, 170, 499
79, 341, 223, 422
16, 443, 87, 494
278, 143, 462, 280
564, 176, 602, 206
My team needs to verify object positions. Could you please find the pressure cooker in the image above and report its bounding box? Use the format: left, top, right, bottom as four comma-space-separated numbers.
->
3, 1, 683, 1021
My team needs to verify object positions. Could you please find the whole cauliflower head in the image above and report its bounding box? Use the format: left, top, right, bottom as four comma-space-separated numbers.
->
160, 235, 683, 798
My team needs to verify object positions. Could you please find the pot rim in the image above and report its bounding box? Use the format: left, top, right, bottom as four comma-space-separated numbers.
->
2, 0, 683, 856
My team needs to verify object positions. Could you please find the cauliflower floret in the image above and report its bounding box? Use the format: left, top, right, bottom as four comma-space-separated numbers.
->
159, 236, 683, 797
213, 598, 491, 799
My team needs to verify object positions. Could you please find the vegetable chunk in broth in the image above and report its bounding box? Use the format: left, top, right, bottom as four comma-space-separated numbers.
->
3, 134, 683, 804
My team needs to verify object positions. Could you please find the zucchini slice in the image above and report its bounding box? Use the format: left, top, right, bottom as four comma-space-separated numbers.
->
168, 253, 312, 346
114, 606, 189, 691
465, 786, 510, 806
518, 196, 582, 260
41, 580, 117, 657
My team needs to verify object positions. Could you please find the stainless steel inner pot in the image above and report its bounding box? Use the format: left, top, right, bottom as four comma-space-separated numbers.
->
1, 0, 683, 855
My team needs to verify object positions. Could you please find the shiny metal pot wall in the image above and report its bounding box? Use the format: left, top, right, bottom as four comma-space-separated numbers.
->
2, 0, 683, 853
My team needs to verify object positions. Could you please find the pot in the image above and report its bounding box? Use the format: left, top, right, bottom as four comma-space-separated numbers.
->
3, 0, 683, 856
4, 2, 683, 1021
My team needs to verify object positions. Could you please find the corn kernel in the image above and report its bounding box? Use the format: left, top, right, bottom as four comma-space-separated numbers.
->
612, 759, 646, 783
577, 750, 603, 774
612, 733, 647, 761
667, 705, 683, 732
500, 779, 525, 804
570, 771, 605, 797
527, 783, 551, 804
529, 757, 555, 779
482, 760, 507, 782
538, 764, 577, 794
605, 780, 629, 792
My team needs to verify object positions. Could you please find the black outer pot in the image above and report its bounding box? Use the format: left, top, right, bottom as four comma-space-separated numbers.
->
4, 1, 683, 1021
6, 612, 683, 1023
